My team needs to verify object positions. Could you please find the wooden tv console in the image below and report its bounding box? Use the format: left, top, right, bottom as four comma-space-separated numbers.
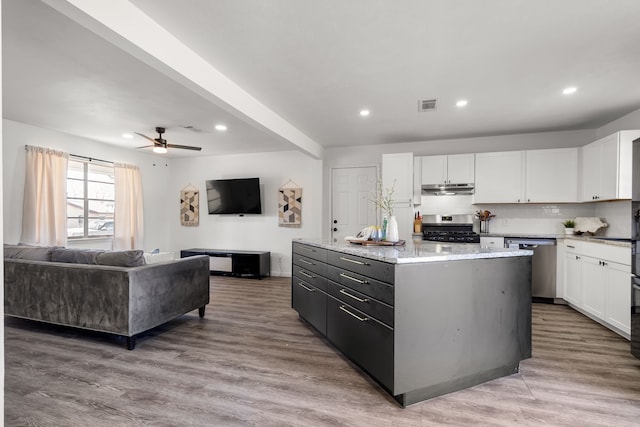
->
180, 248, 270, 279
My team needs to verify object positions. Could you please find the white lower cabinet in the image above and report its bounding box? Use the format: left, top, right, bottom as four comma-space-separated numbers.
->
479, 236, 504, 249
560, 239, 631, 338
580, 257, 605, 319
604, 261, 632, 333
563, 251, 582, 306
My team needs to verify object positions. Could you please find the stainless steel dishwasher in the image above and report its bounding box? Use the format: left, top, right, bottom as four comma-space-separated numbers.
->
505, 237, 557, 302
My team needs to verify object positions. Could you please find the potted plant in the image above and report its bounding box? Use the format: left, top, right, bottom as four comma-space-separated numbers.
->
562, 220, 576, 235
371, 180, 398, 242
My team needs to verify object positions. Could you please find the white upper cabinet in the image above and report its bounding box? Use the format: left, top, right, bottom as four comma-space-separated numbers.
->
421, 154, 474, 185
525, 148, 578, 203
475, 148, 579, 204
421, 156, 447, 185
413, 156, 422, 205
580, 130, 640, 202
474, 151, 525, 203
382, 152, 414, 206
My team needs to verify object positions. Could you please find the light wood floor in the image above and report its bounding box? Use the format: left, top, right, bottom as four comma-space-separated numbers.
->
5, 275, 640, 426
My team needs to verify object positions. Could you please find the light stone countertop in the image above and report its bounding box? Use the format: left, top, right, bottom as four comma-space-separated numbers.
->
481, 233, 631, 248
295, 239, 533, 264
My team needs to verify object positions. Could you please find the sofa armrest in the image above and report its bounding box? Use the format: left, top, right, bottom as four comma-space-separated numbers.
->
126, 255, 210, 335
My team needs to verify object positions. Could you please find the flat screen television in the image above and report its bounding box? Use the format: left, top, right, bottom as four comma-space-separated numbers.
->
206, 177, 262, 215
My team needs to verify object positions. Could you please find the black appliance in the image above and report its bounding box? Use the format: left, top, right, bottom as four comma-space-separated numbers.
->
422, 214, 480, 243
632, 137, 640, 358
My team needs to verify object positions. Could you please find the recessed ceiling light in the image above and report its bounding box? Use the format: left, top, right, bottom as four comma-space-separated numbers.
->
215, 124, 227, 131
562, 86, 577, 95
153, 146, 168, 154
121, 133, 133, 139
359, 109, 370, 117
456, 100, 468, 107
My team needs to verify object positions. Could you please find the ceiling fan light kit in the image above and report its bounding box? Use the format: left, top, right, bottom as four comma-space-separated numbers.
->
135, 126, 202, 153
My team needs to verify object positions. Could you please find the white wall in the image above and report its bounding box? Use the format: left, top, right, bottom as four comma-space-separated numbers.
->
2, 119, 172, 252
168, 150, 322, 276
595, 106, 640, 138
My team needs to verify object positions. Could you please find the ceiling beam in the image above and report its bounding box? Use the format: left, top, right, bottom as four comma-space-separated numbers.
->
40, 0, 324, 159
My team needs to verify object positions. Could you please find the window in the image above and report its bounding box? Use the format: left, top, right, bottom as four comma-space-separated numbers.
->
66, 159, 115, 239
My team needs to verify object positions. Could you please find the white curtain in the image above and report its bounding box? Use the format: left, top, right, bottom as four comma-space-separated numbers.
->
21, 145, 69, 246
114, 163, 144, 250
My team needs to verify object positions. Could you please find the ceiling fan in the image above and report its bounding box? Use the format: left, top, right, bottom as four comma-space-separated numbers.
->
135, 127, 202, 153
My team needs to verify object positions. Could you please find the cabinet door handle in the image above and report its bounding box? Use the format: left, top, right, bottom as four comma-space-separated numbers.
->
340, 256, 370, 266
339, 289, 369, 303
297, 282, 315, 292
300, 246, 316, 252
576, 255, 580, 260
567, 245, 575, 249
340, 272, 369, 284
299, 258, 315, 266
299, 270, 315, 279
339, 305, 368, 322
633, 284, 640, 291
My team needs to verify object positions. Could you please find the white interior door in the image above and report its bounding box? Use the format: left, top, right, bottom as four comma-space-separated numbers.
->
331, 167, 377, 243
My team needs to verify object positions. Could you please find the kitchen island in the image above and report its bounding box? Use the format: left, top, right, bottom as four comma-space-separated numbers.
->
291, 239, 533, 406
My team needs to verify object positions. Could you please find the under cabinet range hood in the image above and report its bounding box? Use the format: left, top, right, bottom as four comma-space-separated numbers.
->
421, 183, 475, 195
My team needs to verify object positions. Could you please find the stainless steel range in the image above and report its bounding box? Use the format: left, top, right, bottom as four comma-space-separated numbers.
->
422, 214, 480, 243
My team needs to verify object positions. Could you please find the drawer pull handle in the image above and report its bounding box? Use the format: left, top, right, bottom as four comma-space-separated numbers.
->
340, 256, 370, 266
297, 282, 315, 292
299, 258, 315, 265
299, 270, 315, 279
339, 289, 368, 303
339, 305, 368, 322
340, 273, 369, 285
566, 245, 575, 249
300, 246, 316, 252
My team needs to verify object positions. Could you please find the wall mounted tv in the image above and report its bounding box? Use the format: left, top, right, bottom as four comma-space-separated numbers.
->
206, 177, 262, 215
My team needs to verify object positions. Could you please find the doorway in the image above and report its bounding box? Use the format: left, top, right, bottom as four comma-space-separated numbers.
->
331, 166, 377, 243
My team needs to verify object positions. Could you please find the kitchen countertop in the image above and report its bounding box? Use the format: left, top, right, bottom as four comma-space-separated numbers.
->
481, 233, 631, 248
295, 239, 533, 264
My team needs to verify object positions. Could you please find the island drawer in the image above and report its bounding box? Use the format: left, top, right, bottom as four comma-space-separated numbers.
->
291, 279, 327, 335
326, 265, 394, 306
326, 295, 394, 392
327, 280, 393, 327
292, 264, 328, 292
292, 253, 327, 277
292, 242, 327, 263
327, 250, 394, 284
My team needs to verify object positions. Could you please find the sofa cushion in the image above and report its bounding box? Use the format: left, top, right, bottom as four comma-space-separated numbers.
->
51, 248, 105, 264
95, 250, 146, 267
3, 244, 54, 261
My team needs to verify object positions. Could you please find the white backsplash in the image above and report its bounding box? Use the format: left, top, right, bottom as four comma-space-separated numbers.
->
418, 195, 630, 237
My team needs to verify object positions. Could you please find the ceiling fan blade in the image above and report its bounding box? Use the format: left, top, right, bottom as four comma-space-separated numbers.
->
134, 132, 159, 144
135, 144, 155, 149
167, 144, 202, 151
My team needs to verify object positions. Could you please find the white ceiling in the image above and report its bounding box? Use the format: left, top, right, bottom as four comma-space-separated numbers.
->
4, 0, 640, 158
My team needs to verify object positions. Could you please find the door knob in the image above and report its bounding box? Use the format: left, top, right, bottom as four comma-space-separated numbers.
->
333, 228, 338, 232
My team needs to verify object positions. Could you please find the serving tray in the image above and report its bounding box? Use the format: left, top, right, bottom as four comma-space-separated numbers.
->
347, 239, 406, 246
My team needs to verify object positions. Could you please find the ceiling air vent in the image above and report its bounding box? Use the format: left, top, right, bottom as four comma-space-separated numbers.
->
418, 99, 437, 112
182, 125, 207, 133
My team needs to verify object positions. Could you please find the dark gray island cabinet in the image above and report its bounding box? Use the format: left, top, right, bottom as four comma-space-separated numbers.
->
291, 240, 533, 406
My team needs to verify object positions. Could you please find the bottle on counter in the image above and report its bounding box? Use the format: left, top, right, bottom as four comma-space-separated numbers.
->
382, 217, 388, 240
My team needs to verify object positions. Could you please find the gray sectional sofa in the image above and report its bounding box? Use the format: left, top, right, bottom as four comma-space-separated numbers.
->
4, 244, 210, 349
